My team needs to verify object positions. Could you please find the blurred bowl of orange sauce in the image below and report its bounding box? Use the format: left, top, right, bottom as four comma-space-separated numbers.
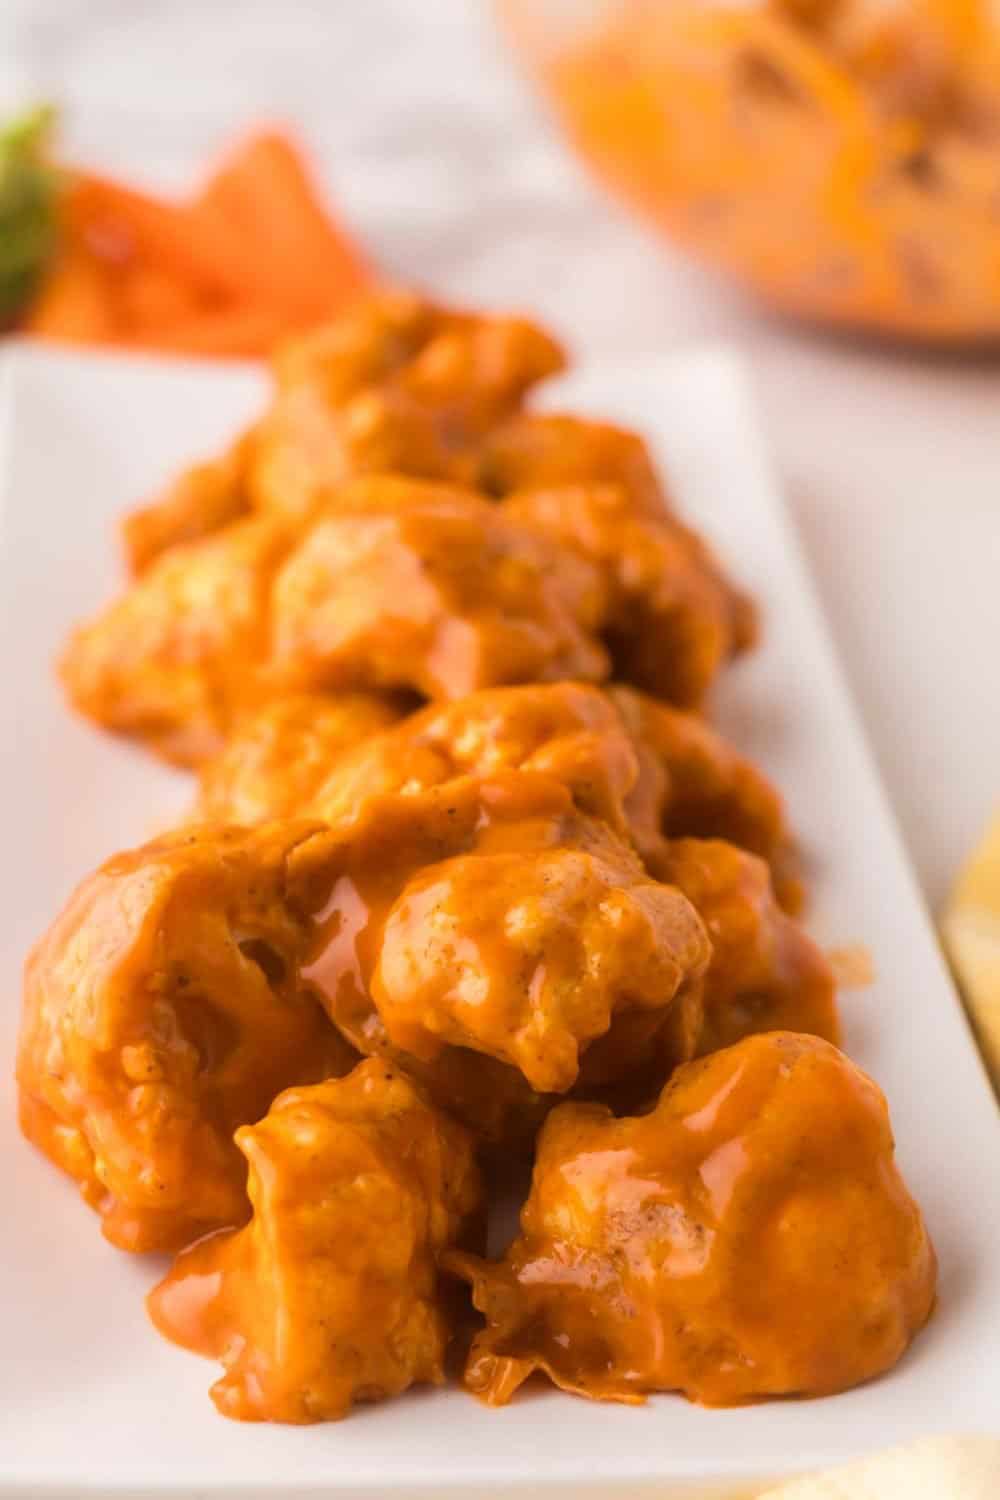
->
500, 0, 1000, 343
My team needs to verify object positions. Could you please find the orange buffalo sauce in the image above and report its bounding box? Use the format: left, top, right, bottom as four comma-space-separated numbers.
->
298, 771, 709, 1096
450, 1031, 937, 1407
148, 1061, 482, 1423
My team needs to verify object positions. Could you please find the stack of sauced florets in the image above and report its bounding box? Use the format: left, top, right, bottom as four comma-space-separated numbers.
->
19, 292, 935, 1424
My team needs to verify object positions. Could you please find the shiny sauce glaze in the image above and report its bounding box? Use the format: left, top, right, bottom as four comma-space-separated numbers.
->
449, 1032, 936, 1408
297, 771, 710, 1096
148, 1060, 482, 1422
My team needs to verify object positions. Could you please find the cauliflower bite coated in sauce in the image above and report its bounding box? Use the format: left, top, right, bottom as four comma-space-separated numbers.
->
250, 291, 565, 521
148, 1060, 482, 1423
196, 690, 406, 825
269, 477, 609, 701
18, 823, 356, 1252
450, 1033, 936, 1408
68, 297, 758, 765
296, 770, 710, 1098
60, 515, 295, 767
122, 290, 566, 572
484, 409, 756, 662
480, 411, 671, 514
503, 483, 747, 710
656, 839, 838, 1053
230, 682, 642, 840
373, 832, 701, 1093
313, 925, 700, 1150
190, 683, 824, 1077
194, 682, 797, 907
609, 685, 800, 907
63, 477, 619, 764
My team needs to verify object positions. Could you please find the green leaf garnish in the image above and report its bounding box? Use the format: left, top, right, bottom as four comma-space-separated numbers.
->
0, 104, 61, 325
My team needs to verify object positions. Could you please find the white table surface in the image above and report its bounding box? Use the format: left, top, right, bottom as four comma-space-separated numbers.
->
3, 0, 998, 913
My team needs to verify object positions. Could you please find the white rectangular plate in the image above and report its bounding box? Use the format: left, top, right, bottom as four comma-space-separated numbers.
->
2, 344, 998, 1499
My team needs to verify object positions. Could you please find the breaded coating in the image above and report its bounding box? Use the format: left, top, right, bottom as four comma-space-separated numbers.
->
83, 301, 757, 760
480, 411, 670, 514
197, 691, 405, 825
485, 409, 756, 661
17, 823, 355, 1252
252, 291, 565, 520
192, 691, 809, 1061
195, 683, 796, 909
119, 291, 565, 571
610, 685, 800, 907
450, 1033, 936, 1407
373, 837, 704, 1094
326, 1013, 554, 1151
268, 290, 446, 400
60, 515, 294, 766
64, 452, 761, 758
269, 478, 609, 701
148, 1061, 482, 1423
258, 682, 641, 841
656, 838, 838, 1052
61, 479, 609, 764
504, 484, 748, 709
298, 771, 709, 1100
